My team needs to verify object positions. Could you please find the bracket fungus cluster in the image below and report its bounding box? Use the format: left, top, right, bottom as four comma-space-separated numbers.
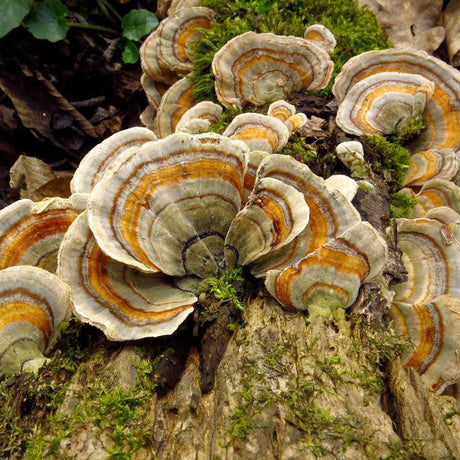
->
139, 6, 214, 137
333, 48, 460, 152
0, 117, 388, 375
388, 212, 460, 393
222, 100, 307, 154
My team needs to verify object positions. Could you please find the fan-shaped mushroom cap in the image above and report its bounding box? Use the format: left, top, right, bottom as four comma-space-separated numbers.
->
141, 7, 214, 83
304, 24, 337, 54
140, 74, 168, 109
243, 150, 270, 204
88, 133, 249, 278
390, 295, 460, 394
249, 155, 362, 276
212, 31, 334, 108
71, 128, 157, 194
414, 179, 460, 216
390, 216, 460, 305
284, 113, 308, 134
58, 212, 196, 341
335, 72, 434, 136
175, 101, 223, 134
333, 49, 460, 151
154, 77, 195, 138
140, 105, 157, 131
335, 141, 370, 179
223, 113, 290, 154
265, 221, 387, 317
140, 22, 179, 85
168, 0, 201, 17
267, 100, 296, 121
224, 177, 310, 268
0, 266, 71, 376
324, 175, 358, 202
402, 148, 459, 187
0, 195, 86, 272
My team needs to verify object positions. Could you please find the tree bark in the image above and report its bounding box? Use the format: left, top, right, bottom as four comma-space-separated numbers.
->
23, 287, 459, 460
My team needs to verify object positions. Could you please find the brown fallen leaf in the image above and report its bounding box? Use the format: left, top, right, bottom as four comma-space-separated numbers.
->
9, 155, 72, 201
443, 0, 460, 67
300, 115, 327, 138
358, 0, 445, 54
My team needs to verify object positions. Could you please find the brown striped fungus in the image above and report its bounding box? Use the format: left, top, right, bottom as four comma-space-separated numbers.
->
0, 266, 72, 376
212, 29, 334, 108
56, 132, 386, 339
388, 212, 460, 393
333, 48, 460, 152
0, 194, 87, 273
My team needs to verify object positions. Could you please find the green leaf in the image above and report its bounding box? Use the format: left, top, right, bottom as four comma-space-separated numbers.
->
23, 0, 69, 42
118, 38, 140, 64
121, 9, 158, 41
0, 0, 30, 38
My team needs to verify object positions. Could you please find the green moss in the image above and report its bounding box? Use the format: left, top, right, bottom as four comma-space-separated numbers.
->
191, 0, 391, 101
207, 106, 242, 133
202, 267, 245, 311
391, 114, 427, 144
362, 134, 411, 189
390, 192, 417, 218
277, 136, 317, 163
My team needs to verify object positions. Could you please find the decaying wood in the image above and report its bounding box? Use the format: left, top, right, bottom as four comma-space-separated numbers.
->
33, 291, 458, 459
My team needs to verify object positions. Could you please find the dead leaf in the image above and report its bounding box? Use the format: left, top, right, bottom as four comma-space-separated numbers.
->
443, 0, 460, 67
300, 116, 327, 138
358, 0, 445, 54
9, 155, 71, 200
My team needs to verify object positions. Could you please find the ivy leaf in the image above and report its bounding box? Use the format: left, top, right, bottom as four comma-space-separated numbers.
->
0, 0, 30, 38
23, 0, 69, 42
118, 38, 140, 64
121, 9, 158, 41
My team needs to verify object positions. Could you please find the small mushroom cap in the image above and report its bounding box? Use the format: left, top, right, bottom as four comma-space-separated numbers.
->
333, 48, 460, 151
250, 155, 361, 276
335, 72, 434, 136
304, 24, 337, 54
58, 212, 196, 341
0, 195, 86, 272
265, 221, 387, 313
175, 101, 223, 134
284, 113, 308, 134
212, 31, 334, 108
71, 127, 158, 194
389, 216, 460, 305
267, 100, 296, 121
324, 175, 358, 202
168, 0, 201, 16
402, 148, 459, 187
156, 7, 215, 76
223, 113, 290, 154
88, 132, 249, 278
140, 74, 168, 109
154, 77, 196, 138
0, 266, 71, 376
336, 141, 365, 161
224, 177, 310, 268
140, 21, 179, 84
390, 295, 460, 394
415, 179, 460, 216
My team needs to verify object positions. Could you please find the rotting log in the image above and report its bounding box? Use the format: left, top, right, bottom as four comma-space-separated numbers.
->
4, 287, 457, 460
